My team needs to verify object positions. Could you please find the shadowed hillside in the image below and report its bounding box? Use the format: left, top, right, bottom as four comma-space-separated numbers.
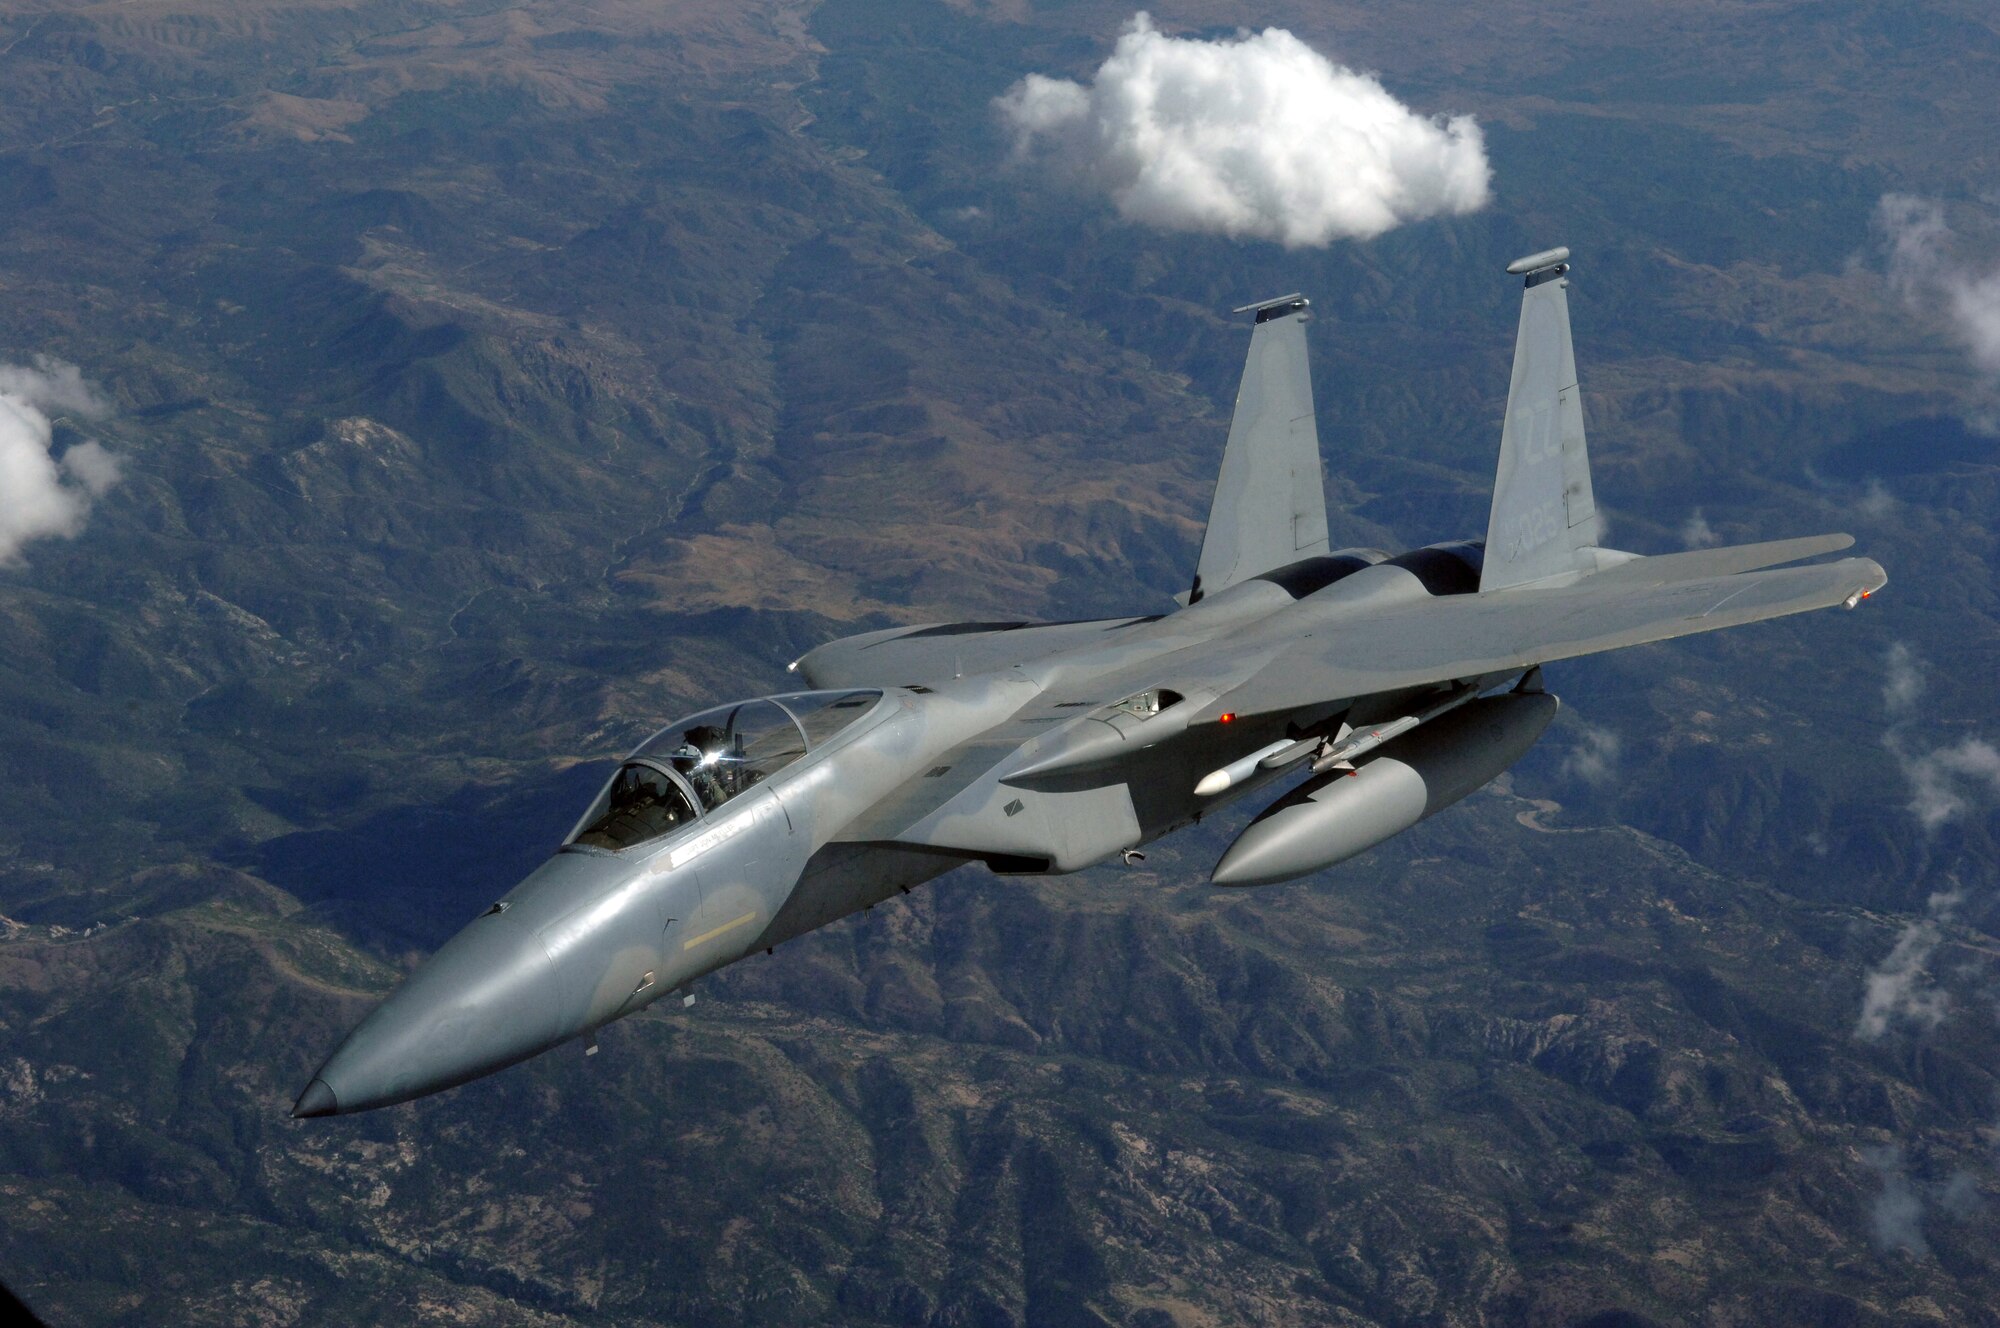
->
1, 0, 1998, 1323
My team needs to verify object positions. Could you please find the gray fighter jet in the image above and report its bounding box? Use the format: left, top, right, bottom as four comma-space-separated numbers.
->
294, 248, 1885, 1117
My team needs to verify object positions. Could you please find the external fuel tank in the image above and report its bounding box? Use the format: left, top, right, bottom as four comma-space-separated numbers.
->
1211, 692, 1559, 887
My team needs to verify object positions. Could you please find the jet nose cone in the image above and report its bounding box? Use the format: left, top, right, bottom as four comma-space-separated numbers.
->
291, 1077, 338, 1119
298, 911, 570, 1115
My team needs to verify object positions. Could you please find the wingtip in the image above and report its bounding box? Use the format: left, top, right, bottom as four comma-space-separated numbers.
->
1505, 246, 1570, 275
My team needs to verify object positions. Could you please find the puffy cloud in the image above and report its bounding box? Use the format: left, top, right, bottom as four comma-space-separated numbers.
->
1878, 194, 2000, 428
0, 357, 108, 418
996, 13, 1490, 248
1559, 721, 1620, 788
0, 357, 120, 565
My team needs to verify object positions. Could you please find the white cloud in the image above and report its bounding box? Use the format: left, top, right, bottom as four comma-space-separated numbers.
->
1559, 721, 1620, 788
1878, 194, 2000, 428
1956, 271, 2000, 371
996, 13, 1490, 248
1894, 735, 2000, 832
1881, 194, 1955, 308
0, 357, 109, 419
1878, 642, 1999, 831
59, 440, 121, 494
1859, 644, 1978, 1042
1861, 1143, 1930, 1256
1884, 641, 1924, 717
1859, 478, 1896, 519
1680, 508, 1718, 549
1940, 1168, 1983, 1218
1858, 1147, 1983, 1258
1855, 892, 1958, 1041
0, 357, 120, 565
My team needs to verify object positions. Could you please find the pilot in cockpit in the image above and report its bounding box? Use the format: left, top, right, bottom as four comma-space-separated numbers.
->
670, 723, 741, 810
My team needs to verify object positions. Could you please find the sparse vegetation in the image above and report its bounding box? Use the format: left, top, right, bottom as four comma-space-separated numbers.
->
1, 0, 1997, 1324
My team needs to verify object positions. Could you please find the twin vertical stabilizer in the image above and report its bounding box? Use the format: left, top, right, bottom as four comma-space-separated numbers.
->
1189, 295, 1331, 602
1480, 248, 1601, 591
1191, 255, 1602, 601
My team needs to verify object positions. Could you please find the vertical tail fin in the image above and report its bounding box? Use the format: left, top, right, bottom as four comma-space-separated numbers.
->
1480, 248, 1602, 592
1190, 295, 1331, 602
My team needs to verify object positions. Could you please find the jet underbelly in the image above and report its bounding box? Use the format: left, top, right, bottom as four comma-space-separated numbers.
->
758, 843, 965, 950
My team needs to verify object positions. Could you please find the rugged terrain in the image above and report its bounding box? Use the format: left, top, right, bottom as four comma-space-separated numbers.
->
1, 0, 1998, 1323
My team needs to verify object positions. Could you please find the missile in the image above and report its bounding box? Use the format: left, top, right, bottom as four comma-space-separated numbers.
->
1211, 693, 1558, 887
1195, 682, 1485, 796
1193, 740, 1296, 796
1304, 682, 1476, 772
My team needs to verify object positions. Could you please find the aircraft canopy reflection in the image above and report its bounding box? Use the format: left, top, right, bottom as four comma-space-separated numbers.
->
569, 690, 884, 850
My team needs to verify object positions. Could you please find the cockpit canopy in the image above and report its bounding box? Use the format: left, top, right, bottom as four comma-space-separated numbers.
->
567, 690, 883, 852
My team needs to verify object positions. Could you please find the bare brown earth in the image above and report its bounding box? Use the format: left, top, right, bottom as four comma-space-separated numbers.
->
1, 0, 1999, 1324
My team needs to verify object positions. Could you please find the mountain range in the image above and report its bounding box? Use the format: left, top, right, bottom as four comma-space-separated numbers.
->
2, 0, 1998, 1323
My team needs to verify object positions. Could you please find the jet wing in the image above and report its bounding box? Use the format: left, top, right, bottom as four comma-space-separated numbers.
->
830, 708, 1155, 872
826, 545, 1882, 866
1201, 554, 1888, 722
796, 615, 1158, 690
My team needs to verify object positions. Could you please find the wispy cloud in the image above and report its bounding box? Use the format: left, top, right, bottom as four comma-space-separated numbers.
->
1855, 641, 1996, 1256
0, 356, 120, 564
1857, 642, 1985, 1043
1859, 478, 1897, 519
1679, 509, 1719, 549
996, 13, 1490, 248
1855, 890, 1959, 1041
1883, 641, 1924, 717
1878, 194, 2000, 430
1941, 1168, 1983, 1219
1896, 736, 2000, 832
1559, 721, 1621, 788
1879, 642, 1998, 831
1861, 1143, 1931, 1255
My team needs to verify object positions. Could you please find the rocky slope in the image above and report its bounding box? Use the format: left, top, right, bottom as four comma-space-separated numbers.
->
1, 0, 1998, 1323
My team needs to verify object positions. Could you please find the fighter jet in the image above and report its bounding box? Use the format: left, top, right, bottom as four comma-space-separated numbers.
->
293, 248, 1885, 1117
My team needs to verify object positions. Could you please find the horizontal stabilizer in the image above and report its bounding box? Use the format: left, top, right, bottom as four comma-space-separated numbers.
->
1200, 555, 1888, 723
1575, 533, 1855, 590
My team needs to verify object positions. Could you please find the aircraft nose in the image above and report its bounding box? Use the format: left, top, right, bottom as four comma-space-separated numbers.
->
293, 910, 569, 1116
